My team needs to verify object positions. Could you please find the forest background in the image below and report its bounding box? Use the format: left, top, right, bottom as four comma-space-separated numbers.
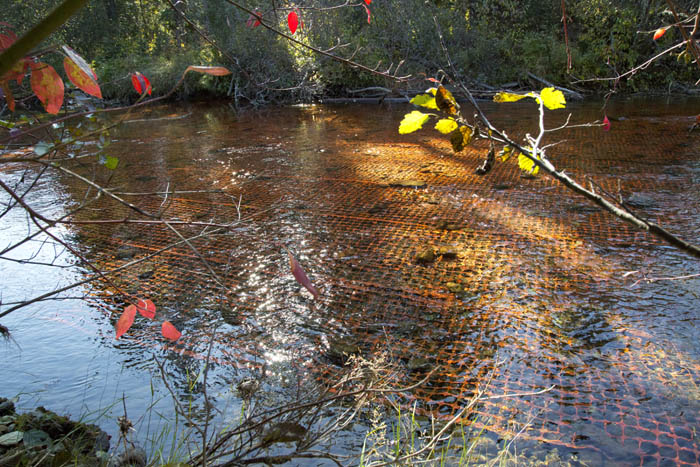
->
3, 0, 695, 104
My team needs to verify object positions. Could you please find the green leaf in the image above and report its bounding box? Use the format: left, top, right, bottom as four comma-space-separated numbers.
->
409, 94, 438, 110
399, 111, 430, 134
99, 154, 119, 170
34, 141, 52, 156
434, 118, 458, 134
540, 87, 566, 110
518, 151, 539, 175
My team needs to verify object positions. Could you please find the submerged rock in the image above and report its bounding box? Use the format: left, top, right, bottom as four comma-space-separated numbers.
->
262, 422, 307, 446
436, 246, 458, 259
446, 282, 463, 293
626, 192, 656, 208
435, 220, 461, 231
388, 180, 426, 188
326, 337, 361, 365
415, 248, 436, 264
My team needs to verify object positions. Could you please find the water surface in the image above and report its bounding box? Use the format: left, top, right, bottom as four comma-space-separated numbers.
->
2, 97, 700, 464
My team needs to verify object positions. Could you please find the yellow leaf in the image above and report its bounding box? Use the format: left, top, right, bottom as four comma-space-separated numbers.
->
450, 125, 472, 152
494, 92, 530, 103
409, 94, 438, 110
498, 145, 513, 162
518, 152, 539, 175
434, 118, 458, 134
540, 87, 566, 110
399, 110, 430, 134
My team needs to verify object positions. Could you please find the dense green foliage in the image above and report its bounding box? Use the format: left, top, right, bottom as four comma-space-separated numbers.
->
4, 0, 700, 102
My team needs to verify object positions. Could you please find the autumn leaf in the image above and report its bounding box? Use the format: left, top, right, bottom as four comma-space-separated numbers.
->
287, 250, 320, 299
494, 91, 530, 103
0, 31, 15, 50
518, 151, 540, 175
161, 321, 181, 341
450, 125, 472, 152
185, 65, 232, 76
539, 87, 566, 110
115, 305, 137, 339
435, 118, 458, 134
498, 145, 514, 162
136, 299, 156, 319
435, 86, 459, 115
288, 11, 299, 34
409, 93, 438, 110
363, 4, 371, 24
2, 58, 28, 85
653, 27, 667, 40
246, 11, 262, 28
1, 81, 14, 111
30, 62, 64, 114
364, 0, 371, 4
131, 71, 152, 96
64, 57, 102, 98
399, 110, 430, 134
603, 115, 611, 132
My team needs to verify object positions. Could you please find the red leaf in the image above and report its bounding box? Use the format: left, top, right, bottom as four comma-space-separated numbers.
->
136, 299, 156, 319
363, 4, 371, 24
1, 81, 14, 112
246, 11, 262, 28
161, 321, 181, 341
185, 65, 232, 76
131, 72, 152, 96
287, 11, 299, 34
603, 115, 611, 132
364, 0, 371, 4
653, 27, 667, 41
30, 62, 64, 114
0, 33, 15, 50
115, 305, 137, 339
62, 46, 97, 80
64, 57, 102, 98
287, 250, 320, 299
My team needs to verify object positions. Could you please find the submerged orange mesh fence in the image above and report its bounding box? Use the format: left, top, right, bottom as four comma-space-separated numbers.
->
62, 102, 700, 465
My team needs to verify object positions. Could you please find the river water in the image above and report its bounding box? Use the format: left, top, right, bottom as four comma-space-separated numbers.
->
1, 97, 700, 465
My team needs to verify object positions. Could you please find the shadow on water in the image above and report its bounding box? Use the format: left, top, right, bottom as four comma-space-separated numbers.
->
2, 97, 700, 464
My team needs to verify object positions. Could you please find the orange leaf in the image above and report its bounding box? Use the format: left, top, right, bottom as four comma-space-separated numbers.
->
1, 81, 15, 112
30, 62, 64, 114
115, 305, 137, 339
161, 321, 181, 341
136, 299, 156, 319
64, 57, 102, 98
653, 27, 667, 40
287, 250, 320, 299
185, 65, 232, 76
287, 11, 299, 34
